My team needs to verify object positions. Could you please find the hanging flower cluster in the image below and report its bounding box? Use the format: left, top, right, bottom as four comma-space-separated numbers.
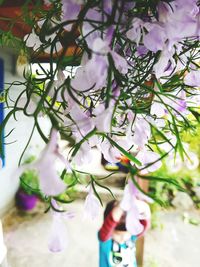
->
1, 0, 200, 223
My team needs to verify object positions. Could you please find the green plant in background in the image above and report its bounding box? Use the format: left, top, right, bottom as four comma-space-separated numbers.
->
150, 202, 164, 230
19, 154, 90, 204
54, 172, 80, 203
19, 155, 40, 195
182, 123, 200, 157
150, 161, 200, 208
149, 117, 200, 207
20, 169, 39, 195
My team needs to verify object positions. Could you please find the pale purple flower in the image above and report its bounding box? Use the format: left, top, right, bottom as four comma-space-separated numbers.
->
159, 89, 187, 115
102, 0, 112, 15
69, 103, 94, 136
92, 37, 128, 74
149, 117, 166, 129
153, 46, 176, 78
142, 0, 200, 74
122, 1, 136, 12
110, 50, 128, 74
136, 150, 162, 173
128, 177, 153, 204
157, 2, 175, 23
72, 141, 93, 166
82, 8, 103, 49
175, 90, 187, 113
127, 116, 150, 149
151, 85, 187, 118
71, 37, 128, 92
63, 96, 95, 155
168, 90, 187, 115
126, 205, 144, 235
63, 103, 101, 167
157, 0, 199, 48
35, 129, 68, 195
168, 154, 182, 172
48, 200, 74, 253
48, 212, 68, 252
71, 55, 107, 92
135, 199, 151, 220
93, 106, 114, 133
150, 100, 166, 118
119, 181, 133, 211
62, 0, 83, 31
143, 24, 166, 53
166, 14, 198, 47
84, 185, 100, 220
99, 139, 121, 163
184, 70, 200, 87
82, 6, 115, 48
18, 129, 68, 196
110, 114, 151, 153
120, 180, 151, 235
126, 18, 145, 45
136, 45, 148, 57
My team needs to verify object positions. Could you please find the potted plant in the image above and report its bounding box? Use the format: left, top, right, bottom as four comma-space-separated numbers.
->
15, 156, 39, 211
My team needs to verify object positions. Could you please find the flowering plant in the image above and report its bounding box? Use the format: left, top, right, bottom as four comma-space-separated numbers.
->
1, 0, 200, 242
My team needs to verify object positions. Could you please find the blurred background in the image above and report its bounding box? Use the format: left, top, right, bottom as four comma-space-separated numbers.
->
0, 1, 200, 267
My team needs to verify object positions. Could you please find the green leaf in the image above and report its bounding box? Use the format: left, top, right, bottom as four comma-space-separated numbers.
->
189, 218, 200, 226
0, 108, 21, 159
150, 123, 175, 149
91, 178, 103, 206
171, 116, 185, 160
129, 173, 165, 206
53, 196, 74, 204
188, 108, 200, 122
94, 179, 116, 200
0, 0, 5, 5
50, 200, 67, 212
138, 174, 186, 192
71, 128, 96, 158
104, 135, 142, 166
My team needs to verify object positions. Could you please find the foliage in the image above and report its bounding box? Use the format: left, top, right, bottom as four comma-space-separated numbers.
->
1, 0, 200, 206
19, 155, 40, 195
150, 162, 200, 207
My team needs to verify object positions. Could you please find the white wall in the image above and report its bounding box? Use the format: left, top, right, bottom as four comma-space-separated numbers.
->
0, 50, 50, 216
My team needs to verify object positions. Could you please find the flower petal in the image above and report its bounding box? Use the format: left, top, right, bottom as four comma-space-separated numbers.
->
84, 186, 100, 220
48, 214, 68, 252
184, 70, 200, 87
126, 206, 144, 236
